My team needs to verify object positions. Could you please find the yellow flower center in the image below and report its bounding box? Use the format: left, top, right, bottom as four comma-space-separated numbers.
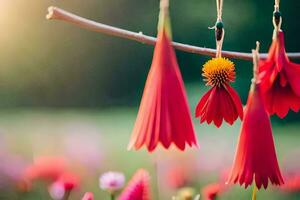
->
202, 57, 235, 87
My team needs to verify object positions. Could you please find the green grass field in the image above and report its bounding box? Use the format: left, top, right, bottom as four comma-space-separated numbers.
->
0, 85, 300, 199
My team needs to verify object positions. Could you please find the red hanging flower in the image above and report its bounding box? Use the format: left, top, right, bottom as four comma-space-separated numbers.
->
259, 31, 300, 118
118, 169, 151, 200
195, 58, 243, 127
128, 10, 197, 152
227, 84, 284, 189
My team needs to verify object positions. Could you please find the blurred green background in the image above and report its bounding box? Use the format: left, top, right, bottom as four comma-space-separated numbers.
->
1, 0, 300, 200
0, 0, 299, 109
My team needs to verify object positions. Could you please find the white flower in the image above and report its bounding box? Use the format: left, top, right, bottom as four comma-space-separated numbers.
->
48, 182, 65, 200
99, 171, 125, 193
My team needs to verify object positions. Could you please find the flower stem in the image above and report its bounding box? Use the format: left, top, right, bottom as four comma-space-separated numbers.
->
252, 185, 257, 200
62, 190, 71, 200
110, 194, 115, 200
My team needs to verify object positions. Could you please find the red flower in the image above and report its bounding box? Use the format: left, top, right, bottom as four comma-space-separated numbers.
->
202, 183, 224, 200
227, 84, 284, 189
55, 172, 80, 191
82, 192, 94, 200
195, 58, 243, 127
165, 166, 187, 189
24, 156, 67, 182
128, 10, 197, 152
259, 31, 300, 118
281, 174, 300, 192
118, 169, 151, 200
48, 172, 80, 200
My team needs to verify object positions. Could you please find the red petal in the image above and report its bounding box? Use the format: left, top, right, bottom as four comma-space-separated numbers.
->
195, 88, 213, 117
284, 62, 300, 97
225, 84, 244, 120
118, 169, 151, 200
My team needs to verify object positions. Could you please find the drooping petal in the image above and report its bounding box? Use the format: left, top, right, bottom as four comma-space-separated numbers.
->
227, 85, 284, 189
195, 88, 213, 118
263, 77, 300, 118
225, 84, 244, 121
283, 62, 300, 97
195, 85, 243, 128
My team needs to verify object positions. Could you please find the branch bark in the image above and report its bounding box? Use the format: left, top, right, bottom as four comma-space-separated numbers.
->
46, 6, 300, 61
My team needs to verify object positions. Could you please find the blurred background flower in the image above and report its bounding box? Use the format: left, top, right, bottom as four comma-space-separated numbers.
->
99, 171, 125, 194
175, 187, 197, 200
118, 169, 151, 200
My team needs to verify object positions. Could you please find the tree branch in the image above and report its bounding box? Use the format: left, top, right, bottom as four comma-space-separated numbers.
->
46, 6, 300, 61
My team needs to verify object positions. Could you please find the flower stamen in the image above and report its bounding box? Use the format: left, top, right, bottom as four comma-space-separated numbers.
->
202, 57, 235, 87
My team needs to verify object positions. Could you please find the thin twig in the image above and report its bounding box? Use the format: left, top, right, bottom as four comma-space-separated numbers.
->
46, 6, 300, 61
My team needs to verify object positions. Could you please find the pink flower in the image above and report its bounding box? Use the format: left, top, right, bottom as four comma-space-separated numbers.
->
118, 169, 151, 200
48, 181, 65, 200
99, 172, 125, 194
81, 192, 94, 200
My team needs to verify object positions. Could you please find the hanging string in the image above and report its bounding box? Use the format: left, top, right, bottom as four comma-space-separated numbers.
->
250, 41, 260, 92
159, 0, 169, 28
213, 0, 225, 58
158, 0, 172, 38
160, 0, 169, 14
216, 0, 223, 21
273, 0, 282, 38
252, 41, 260, 83
274, 0, 280, 11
